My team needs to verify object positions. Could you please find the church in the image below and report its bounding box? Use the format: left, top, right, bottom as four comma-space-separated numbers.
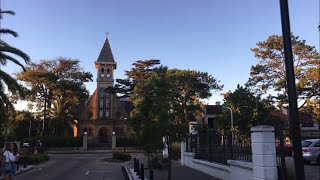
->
78, 38, 133, 147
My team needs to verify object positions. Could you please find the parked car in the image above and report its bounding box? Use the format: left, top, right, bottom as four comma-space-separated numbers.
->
302, 139, 320, 164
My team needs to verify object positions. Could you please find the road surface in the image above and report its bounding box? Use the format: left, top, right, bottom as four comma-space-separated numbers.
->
15, 154, 128, 180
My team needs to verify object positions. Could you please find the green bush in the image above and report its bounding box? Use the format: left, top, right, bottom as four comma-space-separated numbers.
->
20, 154, 49, 164
112, 152, 132, 161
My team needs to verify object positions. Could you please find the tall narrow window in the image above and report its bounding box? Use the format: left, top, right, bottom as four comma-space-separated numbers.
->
101, 68, 105, 77
98, 88, 111, 119
106, 68, 110, 77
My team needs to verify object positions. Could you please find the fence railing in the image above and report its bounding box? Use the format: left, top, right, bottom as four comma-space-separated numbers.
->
186, 131, 252, 165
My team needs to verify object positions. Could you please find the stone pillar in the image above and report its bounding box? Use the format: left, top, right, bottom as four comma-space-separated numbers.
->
112, 132, 116, 150
180, 141, 186, 165
83, 132, 88, 151
251, 125, 278, 180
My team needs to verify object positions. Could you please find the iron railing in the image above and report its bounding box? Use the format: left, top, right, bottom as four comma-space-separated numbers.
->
186, 131, 252, 165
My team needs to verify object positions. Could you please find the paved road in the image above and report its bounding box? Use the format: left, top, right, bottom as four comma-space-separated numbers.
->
15, 154, 128, 180
284, 157, 320, 180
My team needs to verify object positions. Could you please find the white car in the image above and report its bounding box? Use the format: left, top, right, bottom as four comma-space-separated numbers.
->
302, 139, 320, 164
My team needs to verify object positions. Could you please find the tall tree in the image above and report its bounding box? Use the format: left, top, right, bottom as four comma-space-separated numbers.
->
16, 58, 92, 136
220, 85, 275, 134
114, 59, 160, 98
0, 9, 30, 141
125, 60, 223, 180
167, 69, 223, 121
130, 66, 186, 180
247, 35, 320, 108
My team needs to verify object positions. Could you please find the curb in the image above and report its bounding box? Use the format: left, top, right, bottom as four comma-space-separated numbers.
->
17, 166, 34, 175
47, 150, 146, 154
123, 166, 148, 180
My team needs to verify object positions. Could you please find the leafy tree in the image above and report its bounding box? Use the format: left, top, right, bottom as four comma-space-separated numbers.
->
125, 60, 223, 180
220, 85, 275, 134
13, 110, 38, 139
16, 58, 92, 136
0, 9, 30, 127
247, 35, 320, 108
299, 99, 320, 122
114, 59, 160, 98
167, 69, 223, 121
130, 66, 185, 180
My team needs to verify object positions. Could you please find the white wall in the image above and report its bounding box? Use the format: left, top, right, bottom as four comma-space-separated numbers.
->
180, 125, 278, 180
182, 151, 253, 180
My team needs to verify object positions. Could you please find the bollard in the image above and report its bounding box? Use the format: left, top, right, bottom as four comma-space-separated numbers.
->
140, 164, 144, 180
134, 158, 137, 172
149, 169, 154, 180
136, 159, 140, 176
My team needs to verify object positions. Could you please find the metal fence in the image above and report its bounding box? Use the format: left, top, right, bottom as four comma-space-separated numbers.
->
186, 131, 252, 165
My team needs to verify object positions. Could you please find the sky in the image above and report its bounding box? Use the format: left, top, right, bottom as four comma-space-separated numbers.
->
1, 0, 319, 109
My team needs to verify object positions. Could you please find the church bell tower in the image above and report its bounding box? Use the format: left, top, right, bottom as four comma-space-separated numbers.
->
95, 38, 117, 119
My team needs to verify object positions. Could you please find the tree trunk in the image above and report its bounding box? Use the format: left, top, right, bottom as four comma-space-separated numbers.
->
167, 136, 172, 180
167, 163, 172, 180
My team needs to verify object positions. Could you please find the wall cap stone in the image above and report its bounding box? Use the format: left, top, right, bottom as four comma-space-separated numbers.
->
251, 125, 274, 132
192, 158, 230, 172
227, 160, 253, 170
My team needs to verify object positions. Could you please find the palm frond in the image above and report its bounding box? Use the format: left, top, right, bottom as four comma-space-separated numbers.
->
0, 44, 30, 64
0, 69, 25, 95
0, 29, 18, 37
0, 53, 26, 71
0, 10, 16, 19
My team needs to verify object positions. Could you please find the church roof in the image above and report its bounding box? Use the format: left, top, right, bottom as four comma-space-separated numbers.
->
97, 37, 115, 62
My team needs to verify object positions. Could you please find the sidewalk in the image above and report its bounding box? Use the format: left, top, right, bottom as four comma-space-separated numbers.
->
125, 157, 221, 180
0, 165, 34, 180
46, 149, 145, 154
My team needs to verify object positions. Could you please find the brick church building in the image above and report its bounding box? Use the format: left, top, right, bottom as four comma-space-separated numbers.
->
78, 38, 133, 147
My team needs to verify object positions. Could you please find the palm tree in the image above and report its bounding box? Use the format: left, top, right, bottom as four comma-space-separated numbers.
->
0, 9, 30, 136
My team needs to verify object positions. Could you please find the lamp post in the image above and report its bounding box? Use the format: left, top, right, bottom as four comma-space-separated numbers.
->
226, 107, 233, 129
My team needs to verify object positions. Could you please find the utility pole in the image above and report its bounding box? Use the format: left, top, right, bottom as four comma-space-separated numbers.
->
279, 0, 305, 179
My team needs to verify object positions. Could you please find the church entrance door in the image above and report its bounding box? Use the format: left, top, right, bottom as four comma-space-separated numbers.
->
98, 128, 109, 144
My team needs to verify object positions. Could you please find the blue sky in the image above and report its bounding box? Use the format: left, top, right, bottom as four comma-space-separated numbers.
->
2, 0, 319, 106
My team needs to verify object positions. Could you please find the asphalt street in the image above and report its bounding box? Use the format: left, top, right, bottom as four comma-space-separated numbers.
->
15, 154, 128, 180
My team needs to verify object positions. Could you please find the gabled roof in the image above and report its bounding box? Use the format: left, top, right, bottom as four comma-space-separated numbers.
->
97, 37, 115, 62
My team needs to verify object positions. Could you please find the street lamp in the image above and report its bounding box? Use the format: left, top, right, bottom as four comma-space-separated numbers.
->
226, 107, 234, 129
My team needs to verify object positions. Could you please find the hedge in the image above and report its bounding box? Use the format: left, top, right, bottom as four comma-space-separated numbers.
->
19, 154, 49, 164
112, 152, 132, 161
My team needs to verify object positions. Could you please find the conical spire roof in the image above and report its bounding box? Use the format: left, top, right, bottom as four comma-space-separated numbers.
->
97, 37, 115, 62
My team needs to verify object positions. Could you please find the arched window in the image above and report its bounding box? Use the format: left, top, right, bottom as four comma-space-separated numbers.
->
101, 68, 105, 77
106, 68, 111, 77
98, 88, 111, 119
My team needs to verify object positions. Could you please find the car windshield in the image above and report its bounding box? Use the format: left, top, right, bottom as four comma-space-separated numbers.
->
301, 140, 312, 147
